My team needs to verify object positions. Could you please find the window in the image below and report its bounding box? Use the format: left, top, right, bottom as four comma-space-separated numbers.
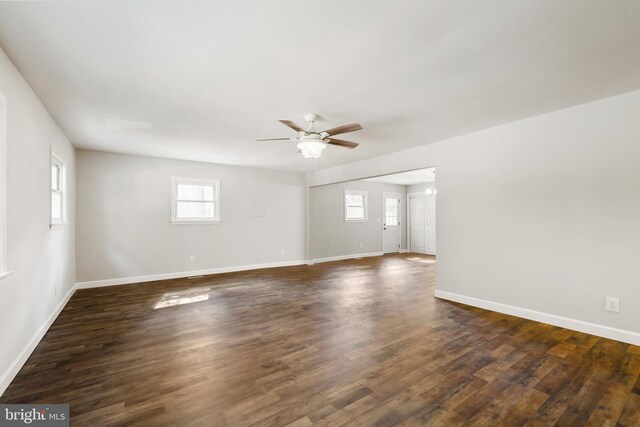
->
385, 197, 399, 226
171, 177, 220, 224
50, 151, 66, 228
0, 94, 7, 278
344, 189, 368, 222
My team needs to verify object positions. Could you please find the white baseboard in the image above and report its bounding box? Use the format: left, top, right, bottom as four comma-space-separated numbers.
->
0, 284, 77, 396
434, 289, 640, 346
400, 249, 410, 253
76, 260, 309, 289
310, 252, 383, 265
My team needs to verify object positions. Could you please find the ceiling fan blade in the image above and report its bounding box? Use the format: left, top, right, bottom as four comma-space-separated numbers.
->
256, 137, 293, 141
279, 120, 306, 133
327, 138, 359, 149
321, 123, 363, 136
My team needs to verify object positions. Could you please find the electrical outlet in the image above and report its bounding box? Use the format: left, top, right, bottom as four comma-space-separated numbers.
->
189, 255, 196, 263
280, 250, 285, 256
605, 297, 620, 313
359, 242, 364, 249
54, 285, 57, 296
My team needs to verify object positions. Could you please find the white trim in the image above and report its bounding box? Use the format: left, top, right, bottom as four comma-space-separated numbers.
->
310, 252, 383, 265
0, 93, 6, 275
171, 176, 221, 224
170, 220, 220, 225
49, 222, 68, 230
0, 284, 77, 396
344, 189, 368, 222
399, 249, 410, 253
434, 289, 640, 346
76, 260, 308, 289
424, 192, 436, 255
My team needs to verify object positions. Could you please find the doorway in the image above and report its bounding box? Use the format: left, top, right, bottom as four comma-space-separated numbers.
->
408, 194, 425, 253
382, 192, 401, 253
406, 169, 436, 255
308, 167, 434, 261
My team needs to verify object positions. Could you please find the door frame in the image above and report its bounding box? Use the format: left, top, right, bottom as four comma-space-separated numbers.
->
382, 192, 402, 254
407, 192, 426, 254
424, 192, 436, 255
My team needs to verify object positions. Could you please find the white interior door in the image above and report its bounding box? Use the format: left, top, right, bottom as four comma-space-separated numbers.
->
409, 195, 425, 253
382, 193, 401, 253
425, 194, 436, 255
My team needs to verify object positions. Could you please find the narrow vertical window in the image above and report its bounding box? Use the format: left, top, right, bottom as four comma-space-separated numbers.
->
385, 197, 399, 226
0, 94, 7, 277
50, 151, 66, 227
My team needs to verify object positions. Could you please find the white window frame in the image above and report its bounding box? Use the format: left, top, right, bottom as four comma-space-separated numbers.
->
50, 149, 67, 229
0, 93, 8, 280
344, 189, 368, 222
171, 177, 220, 224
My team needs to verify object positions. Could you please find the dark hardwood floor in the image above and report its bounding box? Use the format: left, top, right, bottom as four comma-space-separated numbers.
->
2, 254, 639, 426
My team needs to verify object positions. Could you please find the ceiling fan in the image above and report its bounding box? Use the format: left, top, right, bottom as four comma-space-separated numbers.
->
257, 113, 362, 159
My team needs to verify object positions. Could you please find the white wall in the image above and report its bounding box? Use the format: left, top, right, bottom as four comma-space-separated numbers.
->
407, 182, 436, 194
76, 150, 305, 283
307, 89, 640, 344
309, 180, 406, 260
0, 48, 76, 393
2, 49, 639, 403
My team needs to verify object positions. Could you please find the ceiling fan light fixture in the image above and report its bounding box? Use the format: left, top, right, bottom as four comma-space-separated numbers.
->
297, 137, 326, 159
259, 114, 362, 158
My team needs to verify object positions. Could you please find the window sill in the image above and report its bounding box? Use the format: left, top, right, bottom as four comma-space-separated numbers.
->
345, 219, 368, 223
50, 222, 68, 230
171, 220, 221, 225
0, 271, 13, 282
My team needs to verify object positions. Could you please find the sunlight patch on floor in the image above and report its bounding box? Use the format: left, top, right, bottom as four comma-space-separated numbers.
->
407, 257, 436, 264
154, 286, 212, 309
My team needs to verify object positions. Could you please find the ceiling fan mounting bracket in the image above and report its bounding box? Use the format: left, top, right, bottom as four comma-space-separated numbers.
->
304, 113, 318, 125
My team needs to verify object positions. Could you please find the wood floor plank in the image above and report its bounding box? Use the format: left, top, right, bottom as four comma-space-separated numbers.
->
1, 254, 639, 426
617, 393, 640, 426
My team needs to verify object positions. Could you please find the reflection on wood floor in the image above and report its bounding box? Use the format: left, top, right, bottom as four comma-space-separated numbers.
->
2, 253, 639, 426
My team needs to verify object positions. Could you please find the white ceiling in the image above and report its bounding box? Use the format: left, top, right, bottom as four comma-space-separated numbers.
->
364, 168, 436, 186
1, 1, 640, 173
